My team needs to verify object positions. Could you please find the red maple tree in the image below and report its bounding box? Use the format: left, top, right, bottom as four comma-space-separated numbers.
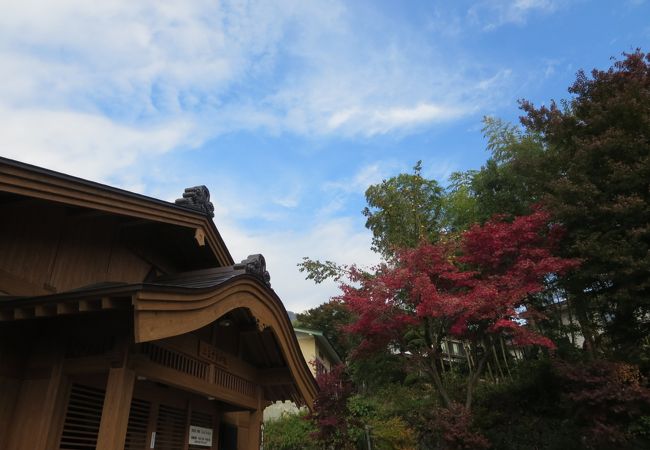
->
308, 362, 355, 449
340, 209, 578, 412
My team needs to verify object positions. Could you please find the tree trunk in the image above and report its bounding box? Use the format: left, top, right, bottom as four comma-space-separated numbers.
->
427, 355, 452, 408
490, 340, 505, 381
499, 337, 512, 380
422, 319, 452, 408
465, 348, 489, 411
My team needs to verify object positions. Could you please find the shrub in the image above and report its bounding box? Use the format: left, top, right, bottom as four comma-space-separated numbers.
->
554, 359, 650, 449
263, 412, 318, 450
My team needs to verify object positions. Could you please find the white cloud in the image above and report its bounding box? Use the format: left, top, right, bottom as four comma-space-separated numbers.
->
216, 214, 379, 313
468, 0, 565, 30
0, 106, 194, 184
324, 162, 396, 195
0, 0, 518, 165
326, 103, 469, 136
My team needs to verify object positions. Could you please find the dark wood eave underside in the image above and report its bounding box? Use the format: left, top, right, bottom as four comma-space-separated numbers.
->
0, 156, 234, 266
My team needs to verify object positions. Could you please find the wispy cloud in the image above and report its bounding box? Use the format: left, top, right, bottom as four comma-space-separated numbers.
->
324, 162, 398, 195
0, 0, 514, 163
468, 0, 566, 30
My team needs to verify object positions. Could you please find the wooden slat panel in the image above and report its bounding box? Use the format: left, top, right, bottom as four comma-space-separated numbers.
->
155, 404, 187, 450
124, 398, 151, 450
59, 384, 105, 450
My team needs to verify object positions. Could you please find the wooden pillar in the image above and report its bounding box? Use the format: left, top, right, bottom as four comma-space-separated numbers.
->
246, 387, 264, 450
246, 409, 263, 450
96, 367, 136, 450
5, 341, 65, 450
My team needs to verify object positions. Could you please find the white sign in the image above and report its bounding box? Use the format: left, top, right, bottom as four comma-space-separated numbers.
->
188, 425, 213, 447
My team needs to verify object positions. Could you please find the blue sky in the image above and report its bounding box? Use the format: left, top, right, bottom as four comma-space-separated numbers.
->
1, 0, 649, 312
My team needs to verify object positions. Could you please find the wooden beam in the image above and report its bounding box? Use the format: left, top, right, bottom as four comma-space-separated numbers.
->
101, 297, 116, 309
56, 302, 79, 315
96, 367, 136, 450
34, 304, 57, 318
64, 356, 111, 374
14, 307, 35, 320
79, 299, 101, 312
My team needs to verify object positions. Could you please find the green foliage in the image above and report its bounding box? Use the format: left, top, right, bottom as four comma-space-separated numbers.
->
297, 258, 349, 284
442, 171, 479, 232
348, 350, 406, 392
348, 386, 432, 450
294, 300, 356, 359
521, 50, 650, 360
367, 416, 417, 450
473, 360, 582, 450
263, 412, 318, 450
363, 161, 444, 258
455, 116, 549, 226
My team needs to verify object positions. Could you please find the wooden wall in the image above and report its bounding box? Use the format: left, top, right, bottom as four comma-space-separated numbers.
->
0, 199, 153, 296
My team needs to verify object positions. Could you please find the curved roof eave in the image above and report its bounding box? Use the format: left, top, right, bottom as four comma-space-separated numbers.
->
132, 274, 318, 407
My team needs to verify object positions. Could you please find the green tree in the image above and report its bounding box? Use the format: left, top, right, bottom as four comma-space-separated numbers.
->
363, 161, 444, 258
521, 50, 650, 361
447, 116, 549, 231
294, 300, 355, 360
298, 161, 445, 287
441, 170, 480, 233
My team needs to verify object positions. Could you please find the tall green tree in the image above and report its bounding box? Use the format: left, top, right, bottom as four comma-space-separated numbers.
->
447, 116, 550, 231
520, 50, 650, 360
471, 117, 549, 221
298, 161, 445, 284
441, 170, 480, 233
363, 161, 444, 258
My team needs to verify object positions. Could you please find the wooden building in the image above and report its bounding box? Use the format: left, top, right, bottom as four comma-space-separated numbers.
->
0, 157, 317, 450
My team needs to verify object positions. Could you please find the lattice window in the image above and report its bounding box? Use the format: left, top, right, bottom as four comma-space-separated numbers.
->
124, 397, 151, 450
59, 384, 105, 450
155, 404, 187, 450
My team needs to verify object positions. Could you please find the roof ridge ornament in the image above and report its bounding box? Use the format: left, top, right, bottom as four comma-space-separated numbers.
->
234, 254, 271, 288
175, 185, 215, 218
